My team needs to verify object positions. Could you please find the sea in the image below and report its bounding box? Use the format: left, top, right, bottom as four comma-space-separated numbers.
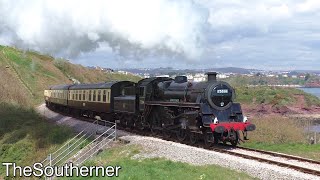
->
298, 88, 320, 133
298, 87, 320, 98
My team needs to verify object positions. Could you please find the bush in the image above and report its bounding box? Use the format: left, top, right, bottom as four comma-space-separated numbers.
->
248, 116, 306, 144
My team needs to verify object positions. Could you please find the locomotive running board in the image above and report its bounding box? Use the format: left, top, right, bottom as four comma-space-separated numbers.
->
145, 101, 200, 108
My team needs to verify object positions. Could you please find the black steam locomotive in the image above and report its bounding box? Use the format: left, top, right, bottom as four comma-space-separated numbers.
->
44, 72, 255, 147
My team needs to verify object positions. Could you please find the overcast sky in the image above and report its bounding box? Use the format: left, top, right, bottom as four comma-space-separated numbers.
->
1, 0, 320, 70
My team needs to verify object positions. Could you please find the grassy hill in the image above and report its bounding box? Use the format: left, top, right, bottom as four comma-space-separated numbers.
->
0, 45, 141, 106
235, 86, 320, 108
0, 45, 141, 178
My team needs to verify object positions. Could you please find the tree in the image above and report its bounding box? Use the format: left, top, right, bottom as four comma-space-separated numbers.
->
305, 73, 310, 81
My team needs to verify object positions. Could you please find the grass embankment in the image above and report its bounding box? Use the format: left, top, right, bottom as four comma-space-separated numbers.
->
242, 116, 320, 161
60, 145, 254, 180
226, 75, 309, 86
0, 103, 74, 178
0, 45, 141, 178
235, 86, 320, 107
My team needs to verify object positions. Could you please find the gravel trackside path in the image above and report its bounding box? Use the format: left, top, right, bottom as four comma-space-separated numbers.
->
122, 136, 320, 180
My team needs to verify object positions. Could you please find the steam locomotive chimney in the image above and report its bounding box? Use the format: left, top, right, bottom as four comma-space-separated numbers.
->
207, 72, 217, 82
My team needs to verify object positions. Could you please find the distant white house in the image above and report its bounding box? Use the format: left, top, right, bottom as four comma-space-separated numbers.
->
217, 74, 228, 79
186, 74, 194, 80
156, 75, 170, 77
117, 70, 128, 75
194, 73, 206, 82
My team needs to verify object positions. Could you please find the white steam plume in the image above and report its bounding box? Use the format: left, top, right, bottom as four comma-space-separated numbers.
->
0, 0, 209, 59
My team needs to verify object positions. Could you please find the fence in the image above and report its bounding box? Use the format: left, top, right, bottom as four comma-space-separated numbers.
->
41, 119, 116, 179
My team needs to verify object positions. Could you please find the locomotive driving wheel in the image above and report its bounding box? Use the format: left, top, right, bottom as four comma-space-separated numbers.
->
203, 129, 214, 148
189, 131, 198, 145
150, 115, 161, 136
162, 128, 172, 139
134, 116, 145, 131
176, 128, 187, 142
150, 126, 160, 136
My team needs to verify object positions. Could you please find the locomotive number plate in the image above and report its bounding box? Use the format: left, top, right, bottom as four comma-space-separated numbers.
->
217, 89, 228, 93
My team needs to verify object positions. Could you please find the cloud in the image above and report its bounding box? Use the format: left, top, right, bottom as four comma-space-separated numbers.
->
1, 0, 320, 70
0, 0, 209, 59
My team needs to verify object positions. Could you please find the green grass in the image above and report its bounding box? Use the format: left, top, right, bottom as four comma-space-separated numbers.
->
60, 145, 254, 180
234, 86, 320, 107
0, 103, 75, 178
242, 142, 320, 161
241, 116, 320, 161
226, 75, 307, 87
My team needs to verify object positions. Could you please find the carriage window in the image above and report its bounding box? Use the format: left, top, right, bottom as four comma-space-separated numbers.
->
98, 90, 101, 102
82, 90, 84, 100
89, 90, 92, 101
107, 91, 110, 102
79, 90, 82, 100
103, 90, 106, 102
93, 90, 96, 101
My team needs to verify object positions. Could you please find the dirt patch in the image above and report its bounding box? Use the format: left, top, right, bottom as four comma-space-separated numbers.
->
243, 94, 320, 117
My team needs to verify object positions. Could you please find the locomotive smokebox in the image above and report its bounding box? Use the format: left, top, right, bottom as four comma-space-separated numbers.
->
206, 72, 217, 82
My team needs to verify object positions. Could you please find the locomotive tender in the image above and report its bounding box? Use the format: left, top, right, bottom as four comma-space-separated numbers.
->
44, 72, 255, 146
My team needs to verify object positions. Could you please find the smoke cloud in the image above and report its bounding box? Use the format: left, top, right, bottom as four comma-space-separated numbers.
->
0, 0, 209, 59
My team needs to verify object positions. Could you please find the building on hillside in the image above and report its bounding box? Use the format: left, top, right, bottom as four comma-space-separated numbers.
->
194, 73, 206, 82
217, 74, 228, 79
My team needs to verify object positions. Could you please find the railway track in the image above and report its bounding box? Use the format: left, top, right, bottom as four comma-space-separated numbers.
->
212, 146, 320, 177
114, 125, 320, 177
43, 107, 320, 177
117, 127, 320, 177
